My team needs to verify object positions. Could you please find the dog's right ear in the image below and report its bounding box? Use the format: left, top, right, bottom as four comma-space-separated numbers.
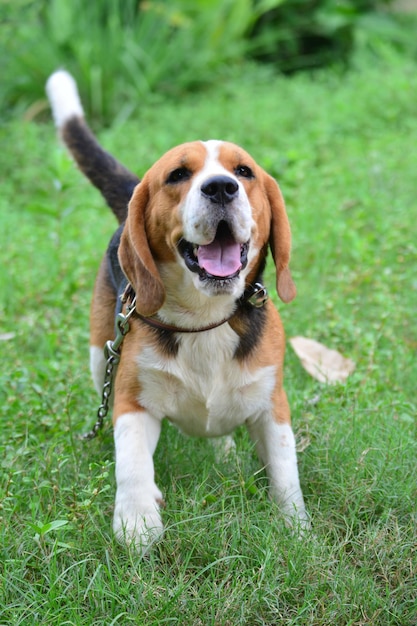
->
263, 173, 297, 303
118, 176, 165, 316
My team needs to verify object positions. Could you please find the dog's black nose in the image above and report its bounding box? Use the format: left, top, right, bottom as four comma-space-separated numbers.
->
201, 175, 239, 204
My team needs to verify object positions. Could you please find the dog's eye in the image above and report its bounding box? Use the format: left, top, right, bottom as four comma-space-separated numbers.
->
166, 167, 192, 184
235, 165, 254, 179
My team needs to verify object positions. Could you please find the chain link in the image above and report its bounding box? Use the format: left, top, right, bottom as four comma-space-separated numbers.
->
81, 296, 136, 441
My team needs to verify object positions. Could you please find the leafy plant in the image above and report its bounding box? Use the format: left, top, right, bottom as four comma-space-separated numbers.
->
250, 0, 402, 71
1, 0, 285, 123
1, 0, 410, 123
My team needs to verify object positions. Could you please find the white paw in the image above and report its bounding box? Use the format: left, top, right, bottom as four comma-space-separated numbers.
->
211, 435, 236, 463
280, 501, 311, 534
113, 490, 164, 554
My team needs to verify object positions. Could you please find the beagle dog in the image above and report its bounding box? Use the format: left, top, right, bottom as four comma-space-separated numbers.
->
46, 70, 309, 552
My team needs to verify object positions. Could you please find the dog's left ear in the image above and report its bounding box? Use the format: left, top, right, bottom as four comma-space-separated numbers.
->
264, 174, 297, 303
118, 175, 165, 316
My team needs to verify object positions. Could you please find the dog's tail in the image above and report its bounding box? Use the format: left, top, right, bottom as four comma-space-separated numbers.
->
46, 70, 139, 224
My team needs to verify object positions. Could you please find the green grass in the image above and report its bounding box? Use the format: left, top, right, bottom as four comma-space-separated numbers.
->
1, 49, 416, 624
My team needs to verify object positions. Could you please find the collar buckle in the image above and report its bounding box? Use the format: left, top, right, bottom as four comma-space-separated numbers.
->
245, 282, 268, 308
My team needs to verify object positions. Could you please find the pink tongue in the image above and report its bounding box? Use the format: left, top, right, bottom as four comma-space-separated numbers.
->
197, 238, 242, 277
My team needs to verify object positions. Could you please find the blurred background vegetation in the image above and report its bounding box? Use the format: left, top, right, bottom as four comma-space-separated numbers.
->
1, 0, 416, 125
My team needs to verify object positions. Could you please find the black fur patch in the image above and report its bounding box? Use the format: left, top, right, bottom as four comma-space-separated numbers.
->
232, 303, 267, 361
233, 256, 268, 360
149, 328, 180, 358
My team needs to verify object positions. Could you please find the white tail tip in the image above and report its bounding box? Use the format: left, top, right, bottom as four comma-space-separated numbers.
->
46, 70, 84, 128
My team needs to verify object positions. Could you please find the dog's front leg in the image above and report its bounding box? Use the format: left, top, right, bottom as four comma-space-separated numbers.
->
247, 390, 309, 530
113, 410, 164, 553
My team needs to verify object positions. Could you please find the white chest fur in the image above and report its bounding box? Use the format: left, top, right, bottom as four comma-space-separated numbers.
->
136, 325, 276, 437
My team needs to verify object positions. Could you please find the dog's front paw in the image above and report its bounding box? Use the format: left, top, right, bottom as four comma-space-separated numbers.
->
113, 488, 164, 554
283, 506, 311, 535
275, 492, 311, 535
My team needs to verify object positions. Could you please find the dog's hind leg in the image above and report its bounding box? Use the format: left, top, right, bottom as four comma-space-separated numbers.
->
211, 435, 236, 463
90, 256, 117, 395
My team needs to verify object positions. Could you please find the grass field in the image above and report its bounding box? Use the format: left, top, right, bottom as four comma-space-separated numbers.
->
1, 49, 416, 625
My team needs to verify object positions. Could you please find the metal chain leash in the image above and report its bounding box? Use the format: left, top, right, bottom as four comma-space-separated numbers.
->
81, 296, 137, 441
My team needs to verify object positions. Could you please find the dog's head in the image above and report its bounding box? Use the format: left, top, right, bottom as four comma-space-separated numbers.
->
119, 140, 296, 316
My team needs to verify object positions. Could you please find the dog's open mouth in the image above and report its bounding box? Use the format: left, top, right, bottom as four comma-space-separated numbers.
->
178, 221, 249, 281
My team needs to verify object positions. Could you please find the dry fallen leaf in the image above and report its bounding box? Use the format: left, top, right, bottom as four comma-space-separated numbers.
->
0, 332, 15, 341
289, 336, 355, 384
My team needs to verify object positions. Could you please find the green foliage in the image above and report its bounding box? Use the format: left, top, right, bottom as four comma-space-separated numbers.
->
1, 46, 417, 623
251, 0, 402, 71
1, 0, 285, 123
1, 0, 410, 123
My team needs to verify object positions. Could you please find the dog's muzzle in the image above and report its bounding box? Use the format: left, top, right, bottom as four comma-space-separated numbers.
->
178, 221, 249, 282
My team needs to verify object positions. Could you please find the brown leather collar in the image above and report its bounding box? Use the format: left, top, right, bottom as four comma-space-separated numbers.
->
121, 282, 268, 334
